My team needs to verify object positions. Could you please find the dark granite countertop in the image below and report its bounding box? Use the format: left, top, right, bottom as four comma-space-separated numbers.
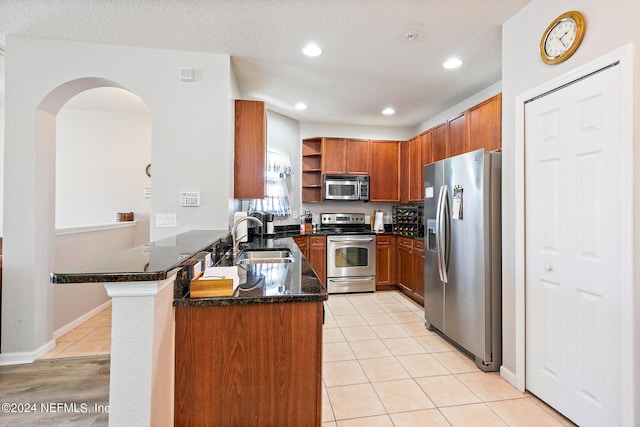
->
173, 235, 328, 307
50, 230, 229, 284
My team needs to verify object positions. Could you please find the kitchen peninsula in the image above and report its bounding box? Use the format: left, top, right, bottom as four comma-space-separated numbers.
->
51, 230, 328, 427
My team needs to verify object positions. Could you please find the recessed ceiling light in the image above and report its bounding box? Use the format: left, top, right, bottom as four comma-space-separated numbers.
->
294, 102, 307, 110
382, 107, 395, 115
443, 57, 463, 69
302, 43, 323, 57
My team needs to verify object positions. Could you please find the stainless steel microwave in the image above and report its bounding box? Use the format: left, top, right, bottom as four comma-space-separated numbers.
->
323, 175, 369, 201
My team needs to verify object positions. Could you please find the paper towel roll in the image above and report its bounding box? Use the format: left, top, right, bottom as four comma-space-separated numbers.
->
233, 211, 248, 242
374, 211, 384, 232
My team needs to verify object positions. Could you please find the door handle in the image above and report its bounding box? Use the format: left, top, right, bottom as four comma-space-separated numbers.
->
328, 277, 374, 282
441, 187, 450, 284
435, 185, 446, 282
328, 238, 375, 243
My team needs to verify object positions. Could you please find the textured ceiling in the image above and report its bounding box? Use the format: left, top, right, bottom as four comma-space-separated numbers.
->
0, 0, 531, 127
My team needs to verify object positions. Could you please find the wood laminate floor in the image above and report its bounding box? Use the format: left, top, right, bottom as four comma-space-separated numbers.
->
0, 356, 110, 426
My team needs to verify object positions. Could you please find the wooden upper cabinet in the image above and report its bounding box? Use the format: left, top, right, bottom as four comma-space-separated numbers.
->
407, 136, 423, 202
447, 111, 469, 157
369, 140, 401, 202
346, 139, 370, 175
322, 138, 369, 175
234, 100, 266, 199
421, 130, 433, 167
405, 130, 432, 203
468, 93, 502, 152
431, 123, 448, 162
400, 140, 409, 203
322, 138, 347, 174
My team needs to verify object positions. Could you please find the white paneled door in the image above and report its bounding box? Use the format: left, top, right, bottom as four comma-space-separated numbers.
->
524, 63, 622, 427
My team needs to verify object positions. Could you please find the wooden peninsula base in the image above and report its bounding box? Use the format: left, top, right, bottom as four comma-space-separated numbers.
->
174, 301, 324, 426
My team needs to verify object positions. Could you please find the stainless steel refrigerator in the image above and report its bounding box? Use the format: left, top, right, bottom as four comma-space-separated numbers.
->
423, 148, 501, 371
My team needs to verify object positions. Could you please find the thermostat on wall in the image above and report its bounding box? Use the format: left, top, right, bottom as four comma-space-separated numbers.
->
180, 191, 200, 207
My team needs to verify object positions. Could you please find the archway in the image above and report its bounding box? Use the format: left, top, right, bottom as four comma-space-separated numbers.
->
1, 77, 150, 361
51, 85, 151, 345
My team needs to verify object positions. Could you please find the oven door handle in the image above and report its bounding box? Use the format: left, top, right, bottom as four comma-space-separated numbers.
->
327, 237, 375, 243
327, 277, 375, 282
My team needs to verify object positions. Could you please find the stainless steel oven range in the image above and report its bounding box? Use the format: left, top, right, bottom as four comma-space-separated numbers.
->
321, 213, 376, 294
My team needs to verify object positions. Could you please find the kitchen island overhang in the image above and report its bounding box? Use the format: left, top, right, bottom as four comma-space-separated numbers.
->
50, 229, 328, 427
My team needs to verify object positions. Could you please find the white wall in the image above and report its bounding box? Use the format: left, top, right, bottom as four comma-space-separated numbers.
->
266, 110, 301, 225
54, 224, 138, 332
2, 37, 234, 358
501, 0, 640, 392
301, 122, 413, 141
0, 93, 4, 236
56, 107, 151, 245
415, 81, 502, 133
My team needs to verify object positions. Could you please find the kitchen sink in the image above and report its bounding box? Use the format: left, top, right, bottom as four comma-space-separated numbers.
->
235, 249, 294, 264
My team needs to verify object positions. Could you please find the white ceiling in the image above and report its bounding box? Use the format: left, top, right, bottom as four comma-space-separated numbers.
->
0, 0, 531, 127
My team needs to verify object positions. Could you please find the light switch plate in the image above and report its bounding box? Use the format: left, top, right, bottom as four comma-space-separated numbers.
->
156, 213, 177, 228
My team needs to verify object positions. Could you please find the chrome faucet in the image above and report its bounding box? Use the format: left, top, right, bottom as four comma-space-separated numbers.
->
231, 216, 263, 257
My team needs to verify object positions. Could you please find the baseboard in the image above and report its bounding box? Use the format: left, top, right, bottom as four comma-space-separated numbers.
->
500, 365, 521, 391
54, 299, 112, 339
0, 339, 56, 366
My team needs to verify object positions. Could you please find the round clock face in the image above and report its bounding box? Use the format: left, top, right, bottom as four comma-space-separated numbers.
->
544, 18, 577, 58
540, 11, 586, 65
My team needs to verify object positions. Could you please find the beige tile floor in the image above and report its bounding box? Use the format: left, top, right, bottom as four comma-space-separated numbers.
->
38, 291, 576, 426
322, 291, 577, 427
39, 306, 112, 360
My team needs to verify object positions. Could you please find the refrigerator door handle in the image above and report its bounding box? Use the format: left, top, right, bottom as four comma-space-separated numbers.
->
435, 185, 446, 282
441, 186, 451, 283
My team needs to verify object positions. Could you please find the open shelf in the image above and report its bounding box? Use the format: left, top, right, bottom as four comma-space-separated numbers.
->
302, 138, 324, 202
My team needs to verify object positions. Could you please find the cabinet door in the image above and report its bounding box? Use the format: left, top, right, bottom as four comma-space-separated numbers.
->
369, 140, 401, 202
346, 139, 370, 175
408, 136, 423, 202
431, 123, 448, 162
376, 235, 396, 289
293, 236, 309, 259
447, 111, 469, 157
308, 236, 326, 285
174, 303, 322, 426
322, 138, 347, 174
412, 239, 425, 305
421, 130, 433, 168
468, 93, 502, 152
397, 243, 413, 295
234, 100, 266, 199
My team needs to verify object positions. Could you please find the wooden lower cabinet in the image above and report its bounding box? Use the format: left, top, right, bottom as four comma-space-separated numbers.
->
396, 237, 425, 305
397, 237, 413, 295
413, 239, 425, 303
293, 235, 326, 284
293, 235, 309, 259
308, 236, 326, 285
375, 235, 396, 291
175, 302, 324, 426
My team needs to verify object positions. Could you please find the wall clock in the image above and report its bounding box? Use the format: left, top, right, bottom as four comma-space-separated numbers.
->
539, 11, 586, 65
